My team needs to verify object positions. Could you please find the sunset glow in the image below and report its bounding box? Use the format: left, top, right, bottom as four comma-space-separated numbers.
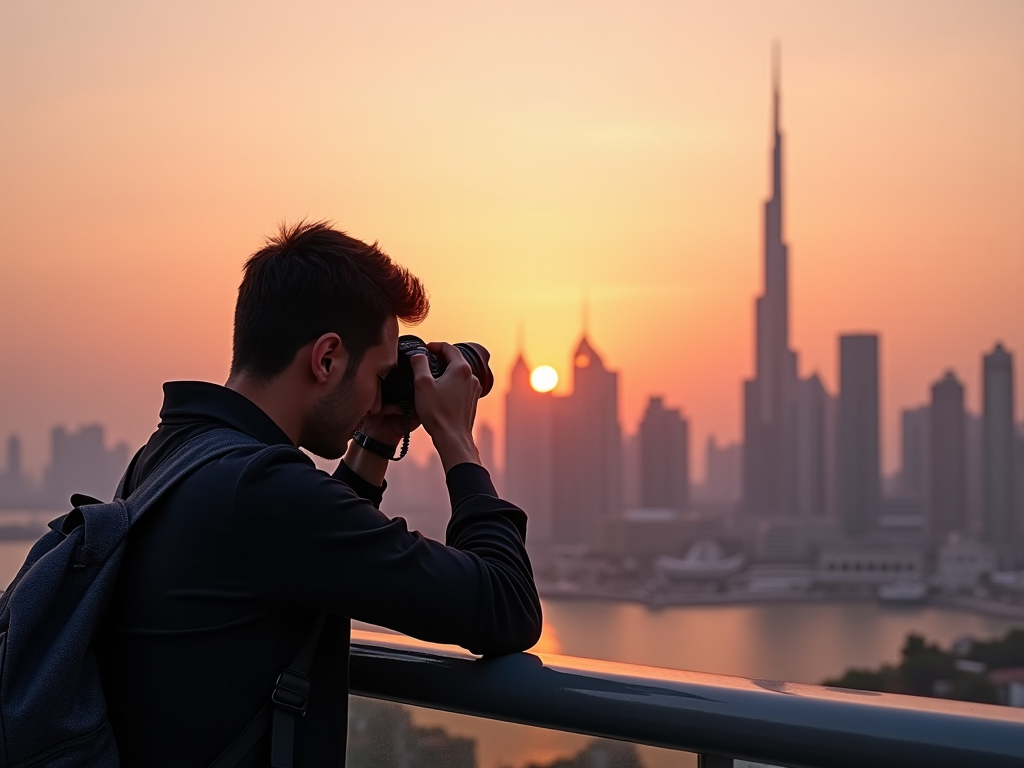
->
530, 366, 559, 393
0, 1, 1021, 479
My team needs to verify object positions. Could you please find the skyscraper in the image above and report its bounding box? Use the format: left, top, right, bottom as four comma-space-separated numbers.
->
638, 396, 690, 511
551, 336, 621, 549
837, 334, 881, 536
929, 371, 967, 548
795, 374, 830, 518
504, 353, 554, 547
982, 343, 1016, 555
743, 48, 800, 517
0, 434, 26, 508
898, 406, 930, 501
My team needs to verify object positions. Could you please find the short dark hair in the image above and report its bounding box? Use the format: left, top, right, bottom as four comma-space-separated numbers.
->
231, 221, 429, 381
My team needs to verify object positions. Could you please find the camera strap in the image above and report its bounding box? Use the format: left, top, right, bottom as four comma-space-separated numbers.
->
390, 400, 413, 461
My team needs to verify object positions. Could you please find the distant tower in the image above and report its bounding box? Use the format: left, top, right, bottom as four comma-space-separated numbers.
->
795, 374, 830, 518
898, 406, 930, 500
504, 353, 554, 547
551, 336, 621, 549
1, 434, 25, 507
929, 371, 967, 548
837, 334, 881, 536
743, 44, 800, 517
638, 396, 690, 511
982, 343, 1016, 555
7, 434, 22, 479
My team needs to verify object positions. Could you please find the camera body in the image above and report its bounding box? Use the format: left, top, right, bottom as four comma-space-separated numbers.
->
380, 335, 494, 407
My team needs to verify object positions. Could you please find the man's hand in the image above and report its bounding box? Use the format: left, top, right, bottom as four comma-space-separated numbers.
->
357, 404, 421, 448
411, 342, 482, 473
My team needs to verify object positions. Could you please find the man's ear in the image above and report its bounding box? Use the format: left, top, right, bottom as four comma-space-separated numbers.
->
310, 333, 348, 385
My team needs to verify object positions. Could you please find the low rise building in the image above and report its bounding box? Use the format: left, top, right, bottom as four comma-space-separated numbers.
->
933, 534, 997, 591
817, 547, 924, 585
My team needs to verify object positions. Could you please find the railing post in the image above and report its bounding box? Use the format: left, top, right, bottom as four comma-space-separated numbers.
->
697, 754, 732, 768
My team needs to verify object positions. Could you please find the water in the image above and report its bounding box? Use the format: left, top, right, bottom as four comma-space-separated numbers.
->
3, 541, 1019, 767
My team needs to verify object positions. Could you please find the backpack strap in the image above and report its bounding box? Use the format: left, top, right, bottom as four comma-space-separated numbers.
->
122, 428, 262, 527
208, 611, 328, 768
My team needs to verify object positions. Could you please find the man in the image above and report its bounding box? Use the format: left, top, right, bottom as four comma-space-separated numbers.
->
97, 221, 542, 766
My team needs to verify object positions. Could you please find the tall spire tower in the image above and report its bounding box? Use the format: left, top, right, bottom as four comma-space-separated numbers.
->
744, 44, 799, 516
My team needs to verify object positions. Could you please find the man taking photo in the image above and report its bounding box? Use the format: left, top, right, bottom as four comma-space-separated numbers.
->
96, 221, 542, 766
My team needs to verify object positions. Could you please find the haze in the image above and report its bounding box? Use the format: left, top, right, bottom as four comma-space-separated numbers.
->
1, 0, 1022, 477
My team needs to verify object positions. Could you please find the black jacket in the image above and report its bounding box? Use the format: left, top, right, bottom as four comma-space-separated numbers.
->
97, 381, 542, 767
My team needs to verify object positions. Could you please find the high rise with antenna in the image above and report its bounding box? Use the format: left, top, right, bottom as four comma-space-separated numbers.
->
743, 45, 801, 517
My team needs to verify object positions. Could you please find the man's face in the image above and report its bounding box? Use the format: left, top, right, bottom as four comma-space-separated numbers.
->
305, 317, 399, 460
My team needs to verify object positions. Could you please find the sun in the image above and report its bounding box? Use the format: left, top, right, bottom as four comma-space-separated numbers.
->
530, 365, 558, 393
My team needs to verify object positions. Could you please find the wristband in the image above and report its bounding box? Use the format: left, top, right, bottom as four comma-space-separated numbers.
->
352, 430, 398, 460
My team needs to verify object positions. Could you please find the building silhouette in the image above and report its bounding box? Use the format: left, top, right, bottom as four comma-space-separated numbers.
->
897, 405, 930, 502
504, 353, 554, 548
700, 437, 742, 505
929, 371, 967, 548
551, 336, 622, 550
0, 435, 29, 509
795, 374, 833, 518
982, 343, 1017, 558
836, 334, 881, 537
638, 396, 690, 512
743, 49, 800, 518
43, 425, 129, 507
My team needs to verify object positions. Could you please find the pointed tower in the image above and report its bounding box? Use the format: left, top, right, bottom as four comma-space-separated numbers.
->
743, 45, 800, 517
551, 333, 622, 549
504, 348, 554, 548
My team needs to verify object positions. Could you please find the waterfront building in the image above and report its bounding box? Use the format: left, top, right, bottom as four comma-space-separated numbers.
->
982, 343, 1017, 559
551, 336, 622, 550
929, 371, 967, 549
654, 538, 745, 582
817, 547, 924, 586
743, 51, 800, 519
837, 334, 881, 537
504, 352, 554, 548
638, 396, 690, 512
933, 534, 997, 592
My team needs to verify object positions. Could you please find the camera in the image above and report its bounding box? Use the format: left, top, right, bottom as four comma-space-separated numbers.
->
380, 335, 494, 407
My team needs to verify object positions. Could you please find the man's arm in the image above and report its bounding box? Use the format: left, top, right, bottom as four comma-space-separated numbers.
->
236, 446, 541, 656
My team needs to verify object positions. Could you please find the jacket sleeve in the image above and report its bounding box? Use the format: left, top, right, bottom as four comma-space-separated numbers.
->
234, 446, 542, 656
331, 459, 386, 508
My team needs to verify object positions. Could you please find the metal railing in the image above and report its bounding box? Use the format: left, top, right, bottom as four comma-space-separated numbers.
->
349, 629, 1024, 768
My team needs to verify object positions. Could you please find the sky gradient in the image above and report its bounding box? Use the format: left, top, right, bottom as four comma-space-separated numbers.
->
1, 0, 1022, 478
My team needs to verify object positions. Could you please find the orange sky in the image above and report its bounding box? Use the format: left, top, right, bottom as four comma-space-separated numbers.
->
1, 0, 1022, 479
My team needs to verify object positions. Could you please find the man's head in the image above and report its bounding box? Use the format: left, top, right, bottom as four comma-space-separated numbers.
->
229, 221, 429, 458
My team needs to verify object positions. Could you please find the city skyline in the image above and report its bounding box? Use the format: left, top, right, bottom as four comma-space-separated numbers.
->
1, 1, 1022, 479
